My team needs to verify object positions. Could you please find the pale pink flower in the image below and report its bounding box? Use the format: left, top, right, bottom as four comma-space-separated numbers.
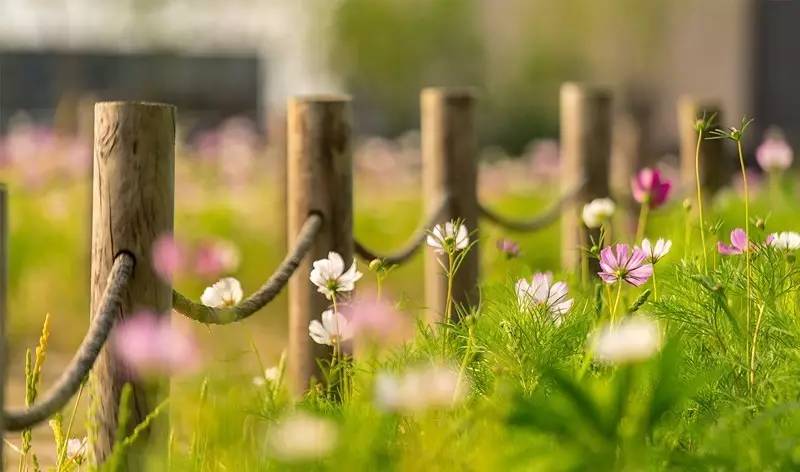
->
310, 252, 362, 300
631, 167, 672, 208
113, 311, 200, 377
640, 238, 672, 264
717, 228, 750, 255
767, 231, 800, 250
496, 238, 521, 258
344, 293, 413, 345
598, 244, 653, 286
267, 413, 338, 461
756, 133, 793, 172
201, 277, 243, 308
152, 233, 186, 282
590, 316, 661, 364
374, 363, 466, 413
194, 239, 241, 279
427, 221, 469, 255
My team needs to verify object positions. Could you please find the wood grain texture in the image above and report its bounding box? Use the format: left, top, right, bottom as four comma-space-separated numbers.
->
287, 96, 353, 395
678, 97, 728, 195
560, 83, 612, 271
90, 102, 175, 467
422, 87, 479, 321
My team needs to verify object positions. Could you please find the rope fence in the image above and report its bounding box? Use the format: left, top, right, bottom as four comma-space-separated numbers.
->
0, 86, 725, 466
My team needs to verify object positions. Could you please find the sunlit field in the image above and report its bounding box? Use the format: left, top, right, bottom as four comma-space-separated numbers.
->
4, 111, 800, 471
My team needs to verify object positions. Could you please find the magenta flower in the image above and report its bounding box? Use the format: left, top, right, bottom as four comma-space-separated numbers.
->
496, 238, 521, 258
151, 233, 186, 282
717, 228, 751, 255
112, 311, 201, 377
598, 244, 653, 286
631, 168, 672, 208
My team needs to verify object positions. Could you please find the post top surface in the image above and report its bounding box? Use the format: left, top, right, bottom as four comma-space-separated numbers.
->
95, 101, 176, 110
560, 82, 611, 100
290, 94, 352, 104
422, 86, 476, 99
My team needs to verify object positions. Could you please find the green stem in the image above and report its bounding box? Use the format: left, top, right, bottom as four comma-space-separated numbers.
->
611, 282, 623, 323
737, 140, 752, 385
635, 203, 649, 243
442, 252, 455, 357
651, 267, 658, 301
695, 131, 708, 272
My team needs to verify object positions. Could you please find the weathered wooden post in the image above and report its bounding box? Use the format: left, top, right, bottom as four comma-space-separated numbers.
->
421, 87, 479, 321
287, 96, 353, 394
90, 102, 175, 466
678, 97, 728, 196
560, 83, 612, 271
0, 185, 7, 463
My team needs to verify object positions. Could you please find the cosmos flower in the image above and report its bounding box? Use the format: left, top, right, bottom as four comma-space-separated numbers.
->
640, 238, 672, 264
767, 231, 800, 251
496, 238, 521, 258
66, 437, 87, 464
253, 366, 281, 387
581, 198, 616, 228
598, 244, 653, 286
756, 134, 793, 172
151, 233, 186, 283
717, 228, 751, 255
427, 221, 469, 255
308, 310, 353, 346
267, 413, 338, 461
344, 293, 413, 346
515, 272, 573, 324
590, 316, 661, 364
309, 252, 362, 300
200, 277, 244, 308
374, 363, 466, 413
112, 311, 201, 377
194, 239, 241, 279
631, 168, 672, 208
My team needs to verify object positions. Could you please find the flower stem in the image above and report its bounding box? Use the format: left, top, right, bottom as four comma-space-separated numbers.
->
442, 252, 456, 357
651, 268, 658, 301
749, 303, 766, 390
694, 131, 708, 272
635, 203, 649, 243
611, 282, 623, 323
737, 139, 752, 382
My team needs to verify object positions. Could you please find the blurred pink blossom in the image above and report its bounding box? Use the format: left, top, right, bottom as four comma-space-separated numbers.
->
152, 233, 187, 282
344, 292, 413, 346
756, 131, 793, 172
112, 311, 201, 377
194, 240, 241, 279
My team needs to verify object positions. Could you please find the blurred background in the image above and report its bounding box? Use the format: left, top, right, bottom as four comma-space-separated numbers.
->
0, 0, 796, 444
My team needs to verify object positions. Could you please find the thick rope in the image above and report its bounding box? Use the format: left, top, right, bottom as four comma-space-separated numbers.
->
172, 212, 323, 324
478, 180, 586, 232
5, 252, 135, 431
353, 195, 449, 266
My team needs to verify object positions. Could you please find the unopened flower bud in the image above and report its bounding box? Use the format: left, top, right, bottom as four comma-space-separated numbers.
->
590, 245, 600, 256
682, 198, 692, 211
755, 218, 765, 230
369, 259, 383, 272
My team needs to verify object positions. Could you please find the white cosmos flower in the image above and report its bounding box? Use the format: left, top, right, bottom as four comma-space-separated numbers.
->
768, 231, 800, 250
581, 198, 616, 228
308, 310, 352, 346
640, 238, 672, 264
253, 366, 281, 387
426, 221, 469, 255
374, 363, 465, 413
200, 277, 243, 308
310, 251, 362, 300
66, 437, 87, 463
267, 412, 338, 461
590, 317, 661, 364
515, 272, 573, 324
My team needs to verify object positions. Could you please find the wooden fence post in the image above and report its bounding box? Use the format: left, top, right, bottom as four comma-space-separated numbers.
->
560, 83, 612, 271
90, 102, 175, 466
0, 186, 7, 465
287, 96, 353, 394
678, 97, 728, 196
421, 87, 479, 321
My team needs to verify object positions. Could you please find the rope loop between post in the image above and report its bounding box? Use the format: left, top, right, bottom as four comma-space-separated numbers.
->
4, 252, 135, 431
478, 179, 586, 232
172, 212, 323, 324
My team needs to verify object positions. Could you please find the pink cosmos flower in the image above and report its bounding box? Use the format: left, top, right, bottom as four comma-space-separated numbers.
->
194, 240, 241, 279
631, 168, 672, 208
496, 238, 521, 258
343, 292, 413, 346
598, 244, 653, 286
151, 234, 187, 282
113, 311, 201, 377
717, 228, 751, 255
756, 134, 793, 172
